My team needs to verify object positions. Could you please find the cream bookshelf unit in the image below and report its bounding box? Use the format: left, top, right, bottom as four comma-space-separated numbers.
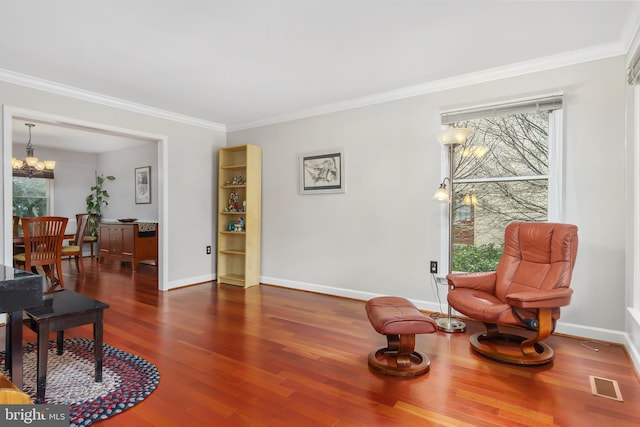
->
217, 144, 262, 288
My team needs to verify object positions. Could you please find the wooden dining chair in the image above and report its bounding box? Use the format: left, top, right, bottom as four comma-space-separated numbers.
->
12, 215, 19, 236
79, 213, 99, 258
62, 214, 90, 273
13, 216, 69, 290
12, 215, 24, 255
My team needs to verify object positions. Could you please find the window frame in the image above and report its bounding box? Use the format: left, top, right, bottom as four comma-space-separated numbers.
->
12, 176, 54, 219
634, 86, 640, 311
437, 95, 564, 272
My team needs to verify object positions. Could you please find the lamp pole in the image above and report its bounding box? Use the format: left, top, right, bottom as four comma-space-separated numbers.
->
435, 136, 467, 333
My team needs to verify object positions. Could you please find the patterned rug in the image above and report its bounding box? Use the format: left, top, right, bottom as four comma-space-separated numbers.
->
0, 338, 160, 427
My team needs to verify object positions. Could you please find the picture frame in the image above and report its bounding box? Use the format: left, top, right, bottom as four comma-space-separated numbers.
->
299, 149, 345, 194
135, 166, 151, 204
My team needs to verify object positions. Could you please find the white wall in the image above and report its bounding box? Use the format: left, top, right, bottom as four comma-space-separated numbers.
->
229, 56, 628, 344
625, 30, 640, 373
98, 142, 159, 222
2, 81, 226, 289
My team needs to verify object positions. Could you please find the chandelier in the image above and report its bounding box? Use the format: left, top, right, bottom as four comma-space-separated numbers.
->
12, 123, 56, 178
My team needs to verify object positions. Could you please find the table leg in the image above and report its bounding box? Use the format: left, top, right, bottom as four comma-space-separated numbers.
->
56, 331, 64, 355
6, 311, 23, 389
94, 311, 104, 382
36, 321, 50, 403
5, 312, 12, 372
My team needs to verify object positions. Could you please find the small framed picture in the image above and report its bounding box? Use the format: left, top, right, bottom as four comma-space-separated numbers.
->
135, 166, 151, 204
299, 149, 345, 194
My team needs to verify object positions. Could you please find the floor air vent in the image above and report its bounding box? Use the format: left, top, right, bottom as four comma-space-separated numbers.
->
589, 375, 623, 401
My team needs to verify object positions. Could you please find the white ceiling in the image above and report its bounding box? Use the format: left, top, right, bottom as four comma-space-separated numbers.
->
2, 1, 640, 151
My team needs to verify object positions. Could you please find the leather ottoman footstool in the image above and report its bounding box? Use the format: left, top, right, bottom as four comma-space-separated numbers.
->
365, 296, 437, 377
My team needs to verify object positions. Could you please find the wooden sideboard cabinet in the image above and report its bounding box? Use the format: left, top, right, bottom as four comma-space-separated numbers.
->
98, 222, 158, 271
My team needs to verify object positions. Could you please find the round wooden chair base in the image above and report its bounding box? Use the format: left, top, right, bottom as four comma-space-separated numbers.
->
470, 332, 554, 366
367, 347, 430, 377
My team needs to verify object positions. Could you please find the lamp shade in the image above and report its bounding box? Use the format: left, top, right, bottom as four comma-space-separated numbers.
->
437, 127, 473, 146
433, 185, 449, 202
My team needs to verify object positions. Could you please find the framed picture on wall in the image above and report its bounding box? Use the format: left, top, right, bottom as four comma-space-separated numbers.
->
299, 149, 345, 194
135, 166, 151, 204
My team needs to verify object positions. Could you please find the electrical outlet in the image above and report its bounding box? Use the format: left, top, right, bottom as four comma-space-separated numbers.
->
206, 245, 212, 254
430, 261, 438, 274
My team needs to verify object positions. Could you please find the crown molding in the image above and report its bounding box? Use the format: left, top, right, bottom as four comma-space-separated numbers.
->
0, 68, 226, 132
0, 39, 629, 135
228, 42, 627, 132
622, 2, 640, 56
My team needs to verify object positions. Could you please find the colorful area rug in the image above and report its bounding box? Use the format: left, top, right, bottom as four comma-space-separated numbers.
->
0, 338, 160, 427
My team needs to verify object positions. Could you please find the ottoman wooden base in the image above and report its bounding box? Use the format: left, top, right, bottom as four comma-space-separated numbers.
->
365, 296, 437, 377
368, 344, 431, 377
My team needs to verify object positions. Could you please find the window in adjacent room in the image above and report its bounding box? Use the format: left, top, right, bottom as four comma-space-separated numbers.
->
441, 95, 563, 272
13, 177, 52, 219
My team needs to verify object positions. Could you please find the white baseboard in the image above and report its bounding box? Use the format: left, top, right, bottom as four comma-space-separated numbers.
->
261, 276, 453, 314
166, 273, 215, 290
554, 322, 627, 344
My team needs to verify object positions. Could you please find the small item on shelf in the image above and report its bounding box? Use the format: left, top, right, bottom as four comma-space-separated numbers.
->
232, 175, 244, 185
117, 218, 137, 223
228, 191, 239, 212
228, 221, 235, 231
233, 217, 245, 232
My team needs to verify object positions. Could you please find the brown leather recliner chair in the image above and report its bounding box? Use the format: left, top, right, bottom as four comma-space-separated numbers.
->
447, 222, 578, 365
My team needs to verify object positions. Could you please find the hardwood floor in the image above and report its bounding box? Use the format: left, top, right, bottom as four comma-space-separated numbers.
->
21, 258, 640, 426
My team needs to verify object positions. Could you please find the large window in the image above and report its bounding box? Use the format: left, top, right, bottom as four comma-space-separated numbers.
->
13, 177, 52, 219
442, 96, 563, 272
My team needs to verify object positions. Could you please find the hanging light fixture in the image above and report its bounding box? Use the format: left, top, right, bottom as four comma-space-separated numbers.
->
12, 123, 55, 178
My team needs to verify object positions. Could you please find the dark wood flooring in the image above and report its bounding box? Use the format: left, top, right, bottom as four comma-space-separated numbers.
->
15, 257, 640, 426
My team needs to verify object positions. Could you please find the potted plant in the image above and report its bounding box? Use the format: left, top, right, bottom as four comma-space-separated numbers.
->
85, 173, 116, 236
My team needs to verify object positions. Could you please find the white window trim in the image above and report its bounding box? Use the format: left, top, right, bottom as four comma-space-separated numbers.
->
548, 109, 564, 222
12, 177, 54, 216
634, 86, 640, 310
437, 99, 565, 273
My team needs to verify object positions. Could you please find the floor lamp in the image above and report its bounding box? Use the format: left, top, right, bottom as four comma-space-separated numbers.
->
433, 127, 473, 333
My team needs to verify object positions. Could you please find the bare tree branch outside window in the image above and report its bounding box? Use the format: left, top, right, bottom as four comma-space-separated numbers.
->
451, 112, 550, 271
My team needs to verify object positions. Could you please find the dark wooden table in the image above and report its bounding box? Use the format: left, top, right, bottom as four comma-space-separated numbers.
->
21, 289, 109, 403
0, 265, 43, 390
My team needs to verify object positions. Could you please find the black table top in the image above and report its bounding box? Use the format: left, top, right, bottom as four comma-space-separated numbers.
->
24, 289, 109, 321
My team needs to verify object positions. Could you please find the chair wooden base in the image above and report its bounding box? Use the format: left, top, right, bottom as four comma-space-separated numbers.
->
470, 331, 554, 366
368, 346, 430, 377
